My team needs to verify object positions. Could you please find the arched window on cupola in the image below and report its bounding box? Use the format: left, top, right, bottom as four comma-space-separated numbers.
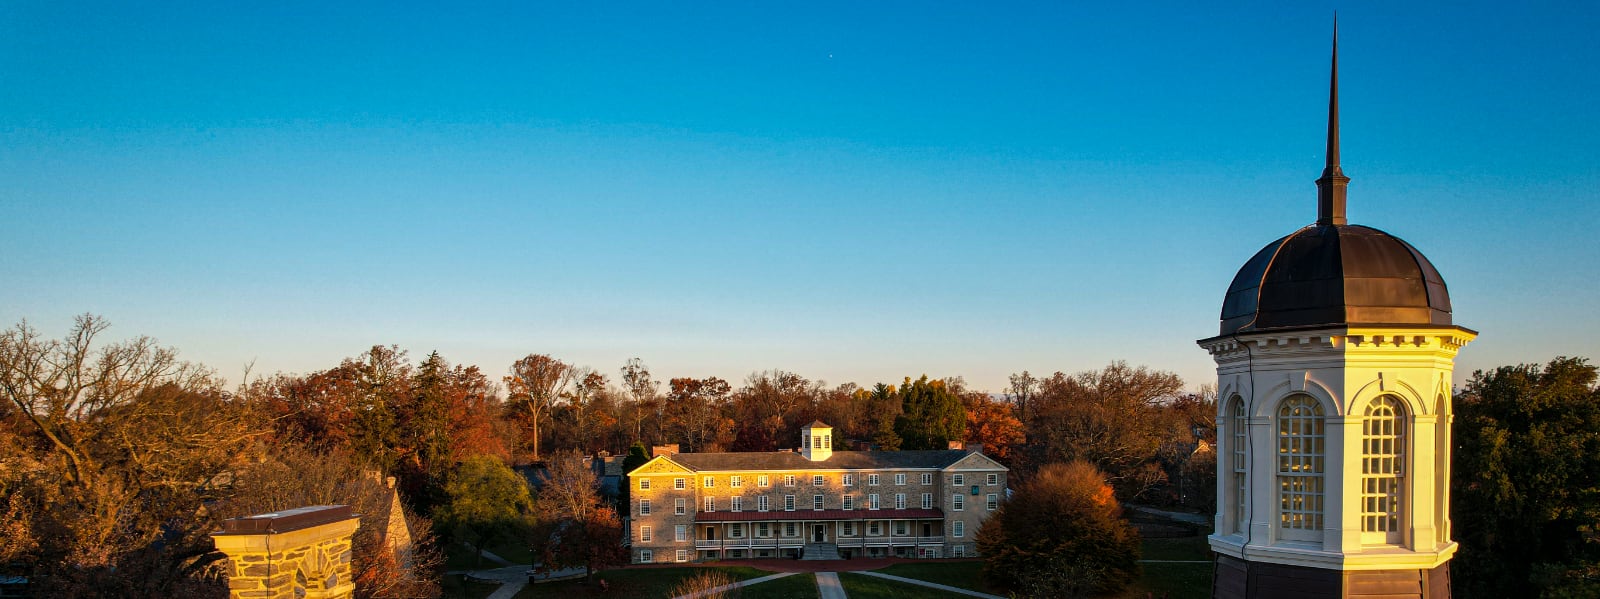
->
1361, 395, 1406, 544
1230, 395, 1248, 534
1277, 394, 1325, 542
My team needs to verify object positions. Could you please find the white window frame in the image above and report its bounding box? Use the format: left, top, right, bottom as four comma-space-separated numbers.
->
730, 524, 744, 538
922, 493, 932, 509
843, 473, 854, 487
704, 476, 715, 488
1277, 394, 1326, 542
869, 493, 880, 510
842, 521, 856, 536
953, 520, 965, 537
1361, 395, 1406, 544
868, 474, 880, 486
952, 474, 964, 486
675, 549, 688, 562
1232, 395, 1249, 535
758, 474, 770, 487
986, 473, 998, 486
813, 494, 824, 510
986, 493, 998, 511
674, 498, 686, 515
640, 549, 653, 562
813, 475, 825, 486
921, 473, 932, 485
639, 499, 651, 516
674, 478, 686, 490
952, 494, 964, 511
704, 497, 715, 512
785, 495, 796, 511
639, 478, 651, 490
895, 493, 906, 509
895, 473, 906, 485
640, 525, 652, 542
784, 475, 796, 487
757, 522, 770, 537
758, 495, 770, 512
674, 525, 687, 542
894, 521, 907, 536
843, 495, 854, 510
731, 496, 743, 512
731, 475, 742, 488
869, 521, 881, 536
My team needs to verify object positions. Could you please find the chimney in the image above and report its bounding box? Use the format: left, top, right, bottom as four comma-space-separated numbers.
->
651, 444, 680, 457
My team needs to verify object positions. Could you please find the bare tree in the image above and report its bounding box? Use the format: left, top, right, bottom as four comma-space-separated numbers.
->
506, 354, 577, 460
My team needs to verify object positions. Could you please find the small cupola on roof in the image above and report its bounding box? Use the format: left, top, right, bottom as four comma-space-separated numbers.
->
1218, 26, 1452, 336
800, 421, 833, 462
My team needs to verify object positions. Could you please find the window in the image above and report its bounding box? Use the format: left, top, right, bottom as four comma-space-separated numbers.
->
895, 473, 906, 485
986, 494, 998, 511
921, 473, 932, 485
784, 475, 796, 487
813, 475, 824, 486
843, 522, 856, 536
759, 475, 770, 487
757, 522, 770, 537
869, 493, 880, 510
1278, 395, 1326, 541
675, 549, 687, 562
640, 525, 653, 542
953, 521, 965, 537
639, 499, 651, 516
869, 521, 881, 536
731, 475, 742, 488
843, 473, 854, 486
1231, 395, 1249, 534
704, 497, 715, 512
730, 524, 744, 538
758, 495, 769, 512
813, 434, 824, 449
640, 549, 653, 562
639, 478, 651, 490
813, 494, 824, 510
784, 495, 795, 511
952, 544, 965, 557
784, 522, 798, 537
674, 498, 686, 515
868, 474, 880, 486
952, 494, 964, 511
704, 476, 715, 488
895, 493, 907, 509
1362, 396, 1406, 544
894, 521, 907, 536
674, 525, 687, 542
732, 496, 743, 512
843, 495, 854, 510
674, 478, 686, 490
952, 474, 964, 486
922, 493, 933, 509
986, 473, 998, 486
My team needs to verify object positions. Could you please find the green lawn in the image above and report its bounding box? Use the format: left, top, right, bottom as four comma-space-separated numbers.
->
445, 537, 537, 570
837, 572, 973, 599
742, 573, 820, 599
1139, 535, 1212, 561
871, 561, 997, 594
509, 565, 774, 599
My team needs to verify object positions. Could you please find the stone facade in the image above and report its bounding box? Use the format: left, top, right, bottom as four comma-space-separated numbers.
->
212, 505, 361, 599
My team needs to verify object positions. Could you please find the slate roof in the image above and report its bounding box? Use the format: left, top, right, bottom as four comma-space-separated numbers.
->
696, 509, 944, 523
668, 450, 977, 472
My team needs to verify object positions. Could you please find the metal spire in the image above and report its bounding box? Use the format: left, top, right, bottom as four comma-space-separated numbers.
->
1316, 14, 1349, 226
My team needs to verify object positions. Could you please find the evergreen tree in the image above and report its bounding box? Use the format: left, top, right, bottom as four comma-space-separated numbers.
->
894, 376, 966, 450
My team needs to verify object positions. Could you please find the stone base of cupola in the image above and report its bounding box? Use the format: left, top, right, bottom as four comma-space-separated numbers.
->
1212, 554, 1450, 599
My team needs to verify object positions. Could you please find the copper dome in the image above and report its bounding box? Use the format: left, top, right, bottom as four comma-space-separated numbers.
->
1219, 224, 1452, 335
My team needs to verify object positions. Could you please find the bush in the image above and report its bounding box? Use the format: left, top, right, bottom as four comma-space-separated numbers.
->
977, 461, 1140, 598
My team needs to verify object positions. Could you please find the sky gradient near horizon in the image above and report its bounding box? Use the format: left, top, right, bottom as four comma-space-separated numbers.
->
4, 2, 1597, 393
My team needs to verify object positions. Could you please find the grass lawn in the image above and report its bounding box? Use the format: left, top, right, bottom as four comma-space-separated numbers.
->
741, 572, 819, 599
445, 536, 537, 571
439, 575, 502, 599
836, 572, 972, 599
871, 561, 997, 595
1140, 535, 1213, 561
509, 565, 773, 599
1125, 535, 1213, 599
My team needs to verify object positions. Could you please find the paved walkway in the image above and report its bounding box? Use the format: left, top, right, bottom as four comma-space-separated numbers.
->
815, 572, 846, 599
671, 571, 798, 599
854, 571, 1005, 599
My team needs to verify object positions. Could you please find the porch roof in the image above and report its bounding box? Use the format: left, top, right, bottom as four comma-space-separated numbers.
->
694, 508, 943, 523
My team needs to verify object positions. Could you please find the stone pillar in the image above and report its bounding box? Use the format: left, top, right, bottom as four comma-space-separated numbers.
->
212, 505, 361, 599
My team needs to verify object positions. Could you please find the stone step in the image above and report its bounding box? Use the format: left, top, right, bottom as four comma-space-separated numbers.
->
799, 543, 839, 561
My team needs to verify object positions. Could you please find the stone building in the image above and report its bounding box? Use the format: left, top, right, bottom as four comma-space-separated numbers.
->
1201, 27, 1474, 599
625, 422, 1007, 563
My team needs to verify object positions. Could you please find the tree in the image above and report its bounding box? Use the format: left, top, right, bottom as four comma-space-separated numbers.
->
620, 358, 661, 445
977, 461, 1140, 598
507, 354, 577, 460
865, 384, 902, 451
894, 376, 967, 450
664, 377, 735, 452
436, 455, 534, 568
531, 451, 625, 580
0, 315, 267, 595
962, 387, 1025, 465
1452, 357, 1600, 598
618, 443, 650, 511
1026, 361, 1185, 499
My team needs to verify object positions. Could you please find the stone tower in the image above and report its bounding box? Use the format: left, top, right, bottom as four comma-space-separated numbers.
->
1201, 23, 1476, 599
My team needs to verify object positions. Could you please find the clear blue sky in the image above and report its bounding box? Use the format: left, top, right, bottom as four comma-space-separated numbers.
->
3, 2, 1596, 393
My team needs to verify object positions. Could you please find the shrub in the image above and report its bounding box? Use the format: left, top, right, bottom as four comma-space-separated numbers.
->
977, 461, 1140, 598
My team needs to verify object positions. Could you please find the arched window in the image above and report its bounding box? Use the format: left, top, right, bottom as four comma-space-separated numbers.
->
1231, 395, 1248, 534
1361, 395, 1406, 544
1277, 395, 1324, 542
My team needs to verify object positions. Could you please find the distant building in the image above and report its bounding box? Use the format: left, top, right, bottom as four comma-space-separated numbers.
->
1200, 27, 1474, 599
624, 422, 1007, 563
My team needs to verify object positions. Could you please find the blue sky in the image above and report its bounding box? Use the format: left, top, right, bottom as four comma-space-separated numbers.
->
3, 2, 1596, 392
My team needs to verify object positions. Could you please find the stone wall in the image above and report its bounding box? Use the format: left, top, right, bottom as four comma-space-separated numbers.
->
212, 505, 362, 599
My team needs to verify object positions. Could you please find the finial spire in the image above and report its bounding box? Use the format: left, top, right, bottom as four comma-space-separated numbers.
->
1316, 13, 1349, 226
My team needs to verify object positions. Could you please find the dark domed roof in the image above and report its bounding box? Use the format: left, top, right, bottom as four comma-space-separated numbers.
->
1220, 224, 1452, 335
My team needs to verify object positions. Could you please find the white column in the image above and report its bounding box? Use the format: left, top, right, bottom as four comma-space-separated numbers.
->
1411, 414, 1439, 551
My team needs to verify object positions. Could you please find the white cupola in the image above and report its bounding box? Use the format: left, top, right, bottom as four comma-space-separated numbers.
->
800, 421, 833, 462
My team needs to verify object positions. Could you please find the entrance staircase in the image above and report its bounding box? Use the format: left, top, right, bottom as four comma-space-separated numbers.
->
799, 543, 839, 561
